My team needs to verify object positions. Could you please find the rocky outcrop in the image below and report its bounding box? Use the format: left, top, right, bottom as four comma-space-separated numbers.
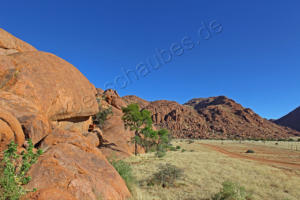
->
143, 100, 209, 138
0, 29, 130, 200
185, 96, 298, 139
0, 91, 50, 145
104, 89, 127, 110
275, 106, 300, 133
0, 28, 99, 146
26, 130, 131, 200
123, 95, 150, 108
0, 107, 25, 151
96, 89, 137, 158
0, 29, 36, 55
123, 95, 299, 139
0, 51, 98, 121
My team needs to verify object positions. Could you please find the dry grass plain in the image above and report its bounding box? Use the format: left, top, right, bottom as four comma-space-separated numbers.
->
125, 139, 300, 200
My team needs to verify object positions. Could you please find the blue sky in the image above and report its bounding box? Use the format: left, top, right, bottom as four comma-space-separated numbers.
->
1, 0, 300, 119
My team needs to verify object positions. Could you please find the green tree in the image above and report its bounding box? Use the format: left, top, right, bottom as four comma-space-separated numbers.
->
122, 104, 153, 155
122, 104, 171, 156
157, 129, 170, 147
140, 126, 159, 152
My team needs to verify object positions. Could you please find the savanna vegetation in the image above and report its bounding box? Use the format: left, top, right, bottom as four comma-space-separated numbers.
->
109, 104, 300, 199
113, 139, 300, 200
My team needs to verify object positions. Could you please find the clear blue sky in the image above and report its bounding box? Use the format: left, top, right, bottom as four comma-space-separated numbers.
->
1, 0, 300, 119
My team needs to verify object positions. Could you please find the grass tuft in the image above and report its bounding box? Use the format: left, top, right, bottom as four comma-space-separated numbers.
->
110, 159, 135, 192
212, 181, 252, 200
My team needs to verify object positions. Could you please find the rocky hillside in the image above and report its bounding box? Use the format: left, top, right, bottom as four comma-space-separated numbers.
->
95, 90, 142, 159
185, 96, 299, 139
0, 29, 130, 200
123, 95, 299, 139
275, 106, 300, 132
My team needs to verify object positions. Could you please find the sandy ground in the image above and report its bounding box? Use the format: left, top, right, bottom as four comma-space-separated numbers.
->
201, 143, 300, 171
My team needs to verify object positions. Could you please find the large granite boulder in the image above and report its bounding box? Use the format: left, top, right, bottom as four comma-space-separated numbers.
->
0, 28, 99, 146
0, 29, 130, 199
0, 91, 50, 145
25, 130, 131, 200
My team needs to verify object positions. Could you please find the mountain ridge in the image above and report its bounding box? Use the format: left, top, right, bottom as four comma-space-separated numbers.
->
122, 94, 300, 139
275, 106, 300, 132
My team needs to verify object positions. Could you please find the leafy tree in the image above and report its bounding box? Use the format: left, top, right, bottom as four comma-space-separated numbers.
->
122, 104, 172, 156
157, 129, 170, 147
122, 104, 152, 155
140, 126, 158, 152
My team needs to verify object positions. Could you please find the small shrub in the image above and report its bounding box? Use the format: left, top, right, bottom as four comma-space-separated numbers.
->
212, 181, 252, 200
298, 138, 300, 142
181, 149, 186, 152
245, 149, 255, 153
169, 146, 177, 151
93, 106, 113, 128
288, 138, 294, 142
110, 160, 135, 192
0, 140, 43, 200
155, 151, 166, 158
176, 146, 181, 150
148, 164, 183, 187
187, 140, 194, 144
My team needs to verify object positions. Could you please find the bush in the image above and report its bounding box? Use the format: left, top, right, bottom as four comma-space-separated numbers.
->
169, 146, 177, 151
148, 164, 183, 187
298, 138, 300, 142
0, 140, 43, 200
155, 150, 166, 158
176, 146, 181, 150
288, 138, 294, 142
212, 181, 252, 200
181, 149, 186, 152
93, 106, 113, 128
187, 140, 194, 144
245, 149, 255, 153
110, 160, 135, 192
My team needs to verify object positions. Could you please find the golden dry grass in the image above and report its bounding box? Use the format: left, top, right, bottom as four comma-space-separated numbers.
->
125, 140, 300, 200
201, 139, 300, 152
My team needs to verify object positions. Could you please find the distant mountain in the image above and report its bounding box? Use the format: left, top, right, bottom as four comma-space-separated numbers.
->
123, 95, 299, 139
275, 106, 300, 132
